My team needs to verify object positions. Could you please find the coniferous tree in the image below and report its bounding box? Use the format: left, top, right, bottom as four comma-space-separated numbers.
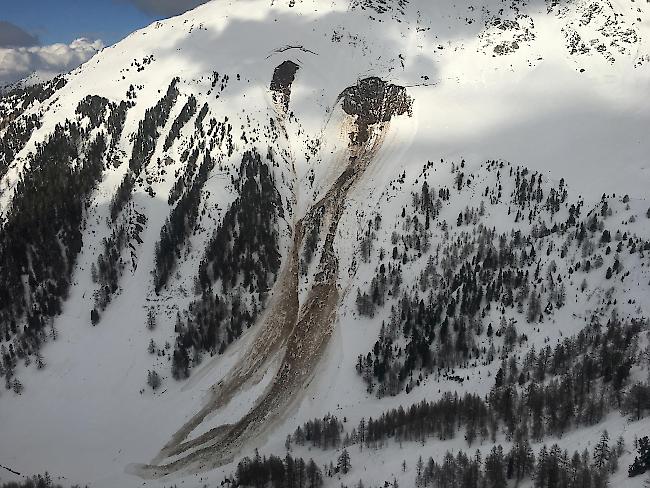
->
629, 436, 650, 477
338, 449, 351, 474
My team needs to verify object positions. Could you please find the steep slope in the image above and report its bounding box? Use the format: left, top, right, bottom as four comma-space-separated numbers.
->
0, 1, 649, 487
131, 78, 412, 478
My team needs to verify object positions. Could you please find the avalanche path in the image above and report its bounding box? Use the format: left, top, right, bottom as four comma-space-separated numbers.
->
131, 77, 413, 478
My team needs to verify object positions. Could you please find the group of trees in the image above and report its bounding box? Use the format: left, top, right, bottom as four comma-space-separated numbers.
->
75, 95, 109, 130
284, 406, 624, 488
90, 208, 147, 318
300, 208, 323, 273
0, 474, 82, 488
292, 393, 491, 450
167, 145, 201, 205
156, 110, 237, 294
198, 150, 282, 291
485, 314, 644, 439
146, 369, 161, 390
92, 224, 127, 311
234, 451, 323, 488
195, 102, 209, 135
235, 413, 622, 488
293, 413, 344, 449
110, 77, 180, 220
230, 436, 619, 488
171, 149, 283, 377
75, 94, 129, 150
356, 159, 650, 397
154, 151, 215, 291
629, 436, 650, 477
0, 89, 130, 381
163, 94, 197, 151
0, 77, 67, 180
416, 436, 619, 488
0, 122, 108, 383
88, 78, 181, 316
295, 314, 648, 465
0, 112, 41, 180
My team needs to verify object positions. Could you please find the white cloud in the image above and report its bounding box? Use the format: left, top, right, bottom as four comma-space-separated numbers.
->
0, 38, 104, 87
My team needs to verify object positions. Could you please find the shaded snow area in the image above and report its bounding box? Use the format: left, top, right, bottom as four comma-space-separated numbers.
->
0, 0, 650, 487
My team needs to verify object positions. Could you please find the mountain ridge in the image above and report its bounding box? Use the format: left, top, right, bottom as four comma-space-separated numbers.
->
1, 0, 650, 487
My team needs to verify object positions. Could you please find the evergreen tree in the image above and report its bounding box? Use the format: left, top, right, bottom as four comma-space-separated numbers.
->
146, 309, 157, 330
629, 436, 650, 477
593, 431, 610, 470
306, 459, 323, 488
509, 440, 535, 482
485, 446, 507, 488
338, 449, 351, 474
147, 370, 161, 390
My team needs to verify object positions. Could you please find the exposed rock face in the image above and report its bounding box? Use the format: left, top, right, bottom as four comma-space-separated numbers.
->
339, 77, 412, 144
270, 60, 300, 112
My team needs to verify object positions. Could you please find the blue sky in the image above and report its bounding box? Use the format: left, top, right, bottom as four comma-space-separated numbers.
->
0, 0, 210, 86
1, 1, 155, 46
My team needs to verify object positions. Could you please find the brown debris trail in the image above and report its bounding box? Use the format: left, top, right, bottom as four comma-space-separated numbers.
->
133, 77, 412, 479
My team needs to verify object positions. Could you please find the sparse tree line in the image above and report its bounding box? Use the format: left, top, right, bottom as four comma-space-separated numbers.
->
231, 451, 325, 488
156, 112, 236, 292
0, 76, 67, 179
110, 77, 180, 220
91, 208, 147, 315
154, 150, 216, 291
208, 71, 231, 97
0, 76, 66, 117
355, 163, 577, 394
356, 160, 650, 396
0, 112, 41, 180
0, 473, 85, 488
167, 115, 234, 207
90, 78, 181, 317
230, 428, 623, 488
414, 434, 621, 488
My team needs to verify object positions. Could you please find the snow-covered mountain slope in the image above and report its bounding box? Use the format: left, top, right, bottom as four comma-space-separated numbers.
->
1, 0, 650, 487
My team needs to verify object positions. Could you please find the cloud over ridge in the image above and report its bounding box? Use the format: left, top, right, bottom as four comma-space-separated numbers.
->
0, 37, 104, 87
